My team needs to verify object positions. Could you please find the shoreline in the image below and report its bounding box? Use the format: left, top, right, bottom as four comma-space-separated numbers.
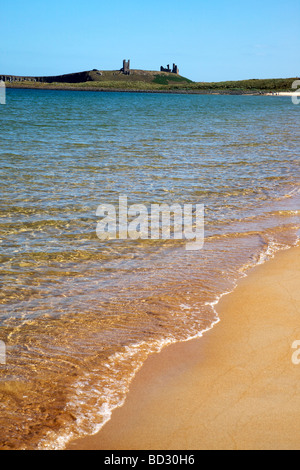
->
67, 244, 300, 450
6, 85, 299, 97
5, 84, 282, 96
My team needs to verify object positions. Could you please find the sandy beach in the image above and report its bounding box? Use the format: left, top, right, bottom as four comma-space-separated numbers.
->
68, 244, 300, 450
266, 92, 300, 96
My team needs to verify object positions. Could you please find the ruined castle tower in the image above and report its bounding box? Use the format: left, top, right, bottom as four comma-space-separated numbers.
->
122, 60, 130, 75
160, 63, 179, 74
172, 63, 179, 75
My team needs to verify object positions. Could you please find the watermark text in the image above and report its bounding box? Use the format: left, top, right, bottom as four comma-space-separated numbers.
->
0, 341, 6, 365
291, 340, 300, 365
292, 80, 300, 105
96, 196, 205, 251
0, 80, 6, 105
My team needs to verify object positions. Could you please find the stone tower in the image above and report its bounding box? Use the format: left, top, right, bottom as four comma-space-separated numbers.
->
172, 63, 179, 75
122, 59, 130, 75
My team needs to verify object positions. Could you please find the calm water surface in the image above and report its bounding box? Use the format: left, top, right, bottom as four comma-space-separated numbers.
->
0, 89, 299, 449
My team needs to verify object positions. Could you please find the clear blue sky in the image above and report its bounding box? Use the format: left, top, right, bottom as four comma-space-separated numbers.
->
1, 0, 299, 81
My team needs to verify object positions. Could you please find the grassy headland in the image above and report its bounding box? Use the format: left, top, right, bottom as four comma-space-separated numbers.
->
5, 69, 298, 94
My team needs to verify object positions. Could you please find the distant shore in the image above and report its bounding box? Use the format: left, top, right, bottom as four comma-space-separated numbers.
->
4, 73, 298, 95
6, 84, 299, 97
68, 245, 300, 450
266, 92, 300, 97
3, 83, 278, 96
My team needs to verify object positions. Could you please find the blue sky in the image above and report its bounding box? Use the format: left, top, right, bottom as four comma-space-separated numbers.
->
1, 0, 299, 81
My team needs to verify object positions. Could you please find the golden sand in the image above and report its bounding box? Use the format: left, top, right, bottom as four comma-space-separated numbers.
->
68, 245, 300, 450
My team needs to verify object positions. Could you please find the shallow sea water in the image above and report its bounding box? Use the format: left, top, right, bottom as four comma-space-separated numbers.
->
0, 89, 299, 449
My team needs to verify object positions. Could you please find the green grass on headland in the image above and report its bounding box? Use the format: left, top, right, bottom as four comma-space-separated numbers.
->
192, 78, 298, 93
152, 74, 193, 86
5, 69, 298, 94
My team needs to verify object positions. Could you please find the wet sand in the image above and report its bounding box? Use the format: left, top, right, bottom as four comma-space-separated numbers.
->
68, 245, 300, 450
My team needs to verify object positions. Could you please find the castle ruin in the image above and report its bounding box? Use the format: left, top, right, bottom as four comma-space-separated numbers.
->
121, 59, 130, 75
160, 63, 179, 75
1, 60, 181, 85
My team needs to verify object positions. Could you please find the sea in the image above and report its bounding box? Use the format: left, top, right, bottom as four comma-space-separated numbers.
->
0, 89, 299, 449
